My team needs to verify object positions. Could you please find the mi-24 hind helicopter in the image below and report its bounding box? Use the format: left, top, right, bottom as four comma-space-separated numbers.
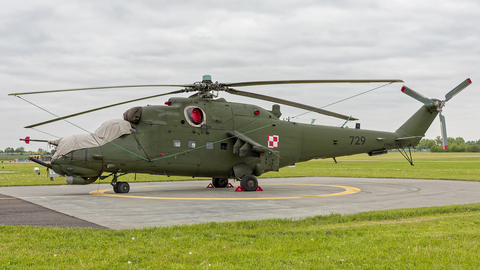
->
10, 76, 472, 193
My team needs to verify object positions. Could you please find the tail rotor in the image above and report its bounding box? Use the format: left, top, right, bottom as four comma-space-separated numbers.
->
445, 78, 472, 102
439, 113, 448, 149
401, 78, 472, 150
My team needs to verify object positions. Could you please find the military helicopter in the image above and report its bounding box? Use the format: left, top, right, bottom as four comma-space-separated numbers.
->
10, 76, 472, 193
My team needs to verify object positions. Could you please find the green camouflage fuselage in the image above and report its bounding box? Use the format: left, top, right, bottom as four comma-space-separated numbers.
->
50, 97, 438, 184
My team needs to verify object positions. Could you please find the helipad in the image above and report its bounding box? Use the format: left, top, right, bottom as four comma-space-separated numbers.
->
89, 183, 360, 200
2, 177, 480, 229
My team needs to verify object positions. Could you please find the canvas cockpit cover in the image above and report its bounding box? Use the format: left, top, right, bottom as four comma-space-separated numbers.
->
123, 106, 142, 124
49, 119, 133, 159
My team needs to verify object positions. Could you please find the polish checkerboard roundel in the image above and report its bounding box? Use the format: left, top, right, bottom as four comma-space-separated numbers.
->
268, 135, 279, 148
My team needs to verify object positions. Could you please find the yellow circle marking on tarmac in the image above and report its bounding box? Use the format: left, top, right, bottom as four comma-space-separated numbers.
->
89, 183, 360, 200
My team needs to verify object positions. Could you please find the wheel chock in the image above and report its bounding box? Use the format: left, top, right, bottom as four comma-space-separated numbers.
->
226, 183, 234, 188
206, 183, 214, 188
235, 186, 263, 192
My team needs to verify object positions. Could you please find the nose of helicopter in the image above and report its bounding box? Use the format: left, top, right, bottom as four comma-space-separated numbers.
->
50, 157, 101, 185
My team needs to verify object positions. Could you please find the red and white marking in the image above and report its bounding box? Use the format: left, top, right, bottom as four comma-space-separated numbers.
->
268, 135, 279, 148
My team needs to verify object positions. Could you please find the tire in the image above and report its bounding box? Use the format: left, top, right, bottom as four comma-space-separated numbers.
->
117, 182, 130, 193
240, 175, 258, 191
212, 178, 229, 188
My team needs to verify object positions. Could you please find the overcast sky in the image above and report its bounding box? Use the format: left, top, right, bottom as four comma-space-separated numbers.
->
1, 0, 479, 152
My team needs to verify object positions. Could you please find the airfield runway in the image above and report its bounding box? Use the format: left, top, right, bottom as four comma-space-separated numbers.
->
1, 177, 480, 229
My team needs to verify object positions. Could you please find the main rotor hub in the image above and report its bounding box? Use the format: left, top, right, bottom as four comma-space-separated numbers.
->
187, 75, 227, 99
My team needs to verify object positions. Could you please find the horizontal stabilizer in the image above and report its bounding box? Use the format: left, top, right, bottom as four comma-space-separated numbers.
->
395, 136, 424, 141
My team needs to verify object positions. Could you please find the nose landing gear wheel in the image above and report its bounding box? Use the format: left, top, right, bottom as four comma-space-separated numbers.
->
114, 182, 130, 193
240, 175, 258, 191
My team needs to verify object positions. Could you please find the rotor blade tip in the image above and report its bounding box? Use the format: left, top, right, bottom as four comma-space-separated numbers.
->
467, 78, 472, 84
401, 86, 406, 92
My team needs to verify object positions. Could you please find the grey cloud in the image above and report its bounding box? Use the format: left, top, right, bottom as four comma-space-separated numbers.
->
1, 0, 479, 151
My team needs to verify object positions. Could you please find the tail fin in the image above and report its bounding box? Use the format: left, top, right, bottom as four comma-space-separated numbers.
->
395, 104, 438, 138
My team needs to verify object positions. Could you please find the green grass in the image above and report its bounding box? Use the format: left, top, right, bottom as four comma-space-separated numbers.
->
338, 151, 480, 161
0, 162, 208, 187
2, 152, 479, 186
1, 203, 480, 269
263, 155, 480, 181
2, 152, 480, 268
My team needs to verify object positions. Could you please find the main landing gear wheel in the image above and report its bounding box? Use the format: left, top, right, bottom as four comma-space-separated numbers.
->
212, 178, 229, 188
240, 175, 258, 191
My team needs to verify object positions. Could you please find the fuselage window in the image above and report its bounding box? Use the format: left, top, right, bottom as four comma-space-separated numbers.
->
206, 142, 214, 149
173, 140, 181, 147
188, 141, 196, 148
221, 143, 228, 150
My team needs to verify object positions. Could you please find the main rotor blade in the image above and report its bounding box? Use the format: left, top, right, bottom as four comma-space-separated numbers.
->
439, 113, 448, 150
25, 89, 185, 128
9, 79, 405, 96
9, 84, 192, 96
225, 88, 358, 121
223, 79, 404, 88
445, 78, 472, 102
401, 86, 434, 105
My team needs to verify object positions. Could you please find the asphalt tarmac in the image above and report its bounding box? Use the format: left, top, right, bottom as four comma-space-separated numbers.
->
1, 177, 480, 229
0, 193, 107, 229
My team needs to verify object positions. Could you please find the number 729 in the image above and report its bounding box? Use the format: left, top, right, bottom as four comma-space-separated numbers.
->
349, 136, 366, 145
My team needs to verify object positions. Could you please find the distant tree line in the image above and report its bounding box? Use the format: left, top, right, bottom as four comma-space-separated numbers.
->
416, 137, 480, 152
1, 147, 55, 155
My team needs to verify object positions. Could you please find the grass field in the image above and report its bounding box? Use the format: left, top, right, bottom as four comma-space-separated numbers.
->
1, 204, 480, 269
264, 152, 480, 181
1, 152, 479, 186
1, 152, 480, 268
